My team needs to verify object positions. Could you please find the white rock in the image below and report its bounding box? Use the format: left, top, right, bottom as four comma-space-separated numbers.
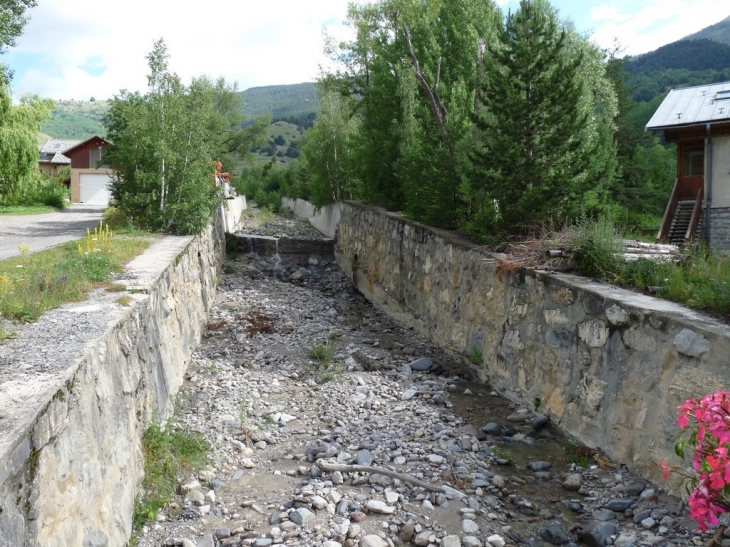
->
402, 388, 418, 401
486, 535, 506, 547
462, 537, 482, 547
361, 535, 388, 547
366, 500, 395, 514
180, 480, 201, 494
414, 531, 431, 546
462, 519, 479, 534
311, 495, 328, 510
385, 491, 399, 504
442, 535, 462, 547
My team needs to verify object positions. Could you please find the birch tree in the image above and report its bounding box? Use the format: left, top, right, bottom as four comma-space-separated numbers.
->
103, 39, 219, 234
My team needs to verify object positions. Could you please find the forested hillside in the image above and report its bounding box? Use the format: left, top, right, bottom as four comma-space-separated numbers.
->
682, 15, 730, 45
39, 84, 320, 140
241, 83, 318, 122
625, 37, 730, 103
626, 39, 730, 74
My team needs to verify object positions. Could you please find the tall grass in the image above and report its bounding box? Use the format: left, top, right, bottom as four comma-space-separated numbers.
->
512, 216, 730, 319
133, 423, 209, 531
622, 251, 730, 315
0, 223, 150, 321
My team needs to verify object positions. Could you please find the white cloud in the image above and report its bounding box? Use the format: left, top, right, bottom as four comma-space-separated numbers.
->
7, 0, 730, 100
9, 0, 370, 99
590, 0, 730, 56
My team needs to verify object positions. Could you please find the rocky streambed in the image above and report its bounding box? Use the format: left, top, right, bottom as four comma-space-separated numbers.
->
134, 216, 713, 547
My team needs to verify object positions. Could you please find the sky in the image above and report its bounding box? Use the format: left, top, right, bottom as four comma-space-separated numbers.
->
2, 0, 729, 101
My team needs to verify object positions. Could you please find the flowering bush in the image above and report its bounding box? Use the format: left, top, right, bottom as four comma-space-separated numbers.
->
662, 391, 730, 530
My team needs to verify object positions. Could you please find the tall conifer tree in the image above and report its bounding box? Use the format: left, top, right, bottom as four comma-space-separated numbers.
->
470, 0, 604, 233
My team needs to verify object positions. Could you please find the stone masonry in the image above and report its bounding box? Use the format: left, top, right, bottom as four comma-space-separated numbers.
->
0, 212, 224, 547
334, 202, 730, 485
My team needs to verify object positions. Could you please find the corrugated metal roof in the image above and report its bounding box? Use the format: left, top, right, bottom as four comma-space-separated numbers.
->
646, 81, 730, 130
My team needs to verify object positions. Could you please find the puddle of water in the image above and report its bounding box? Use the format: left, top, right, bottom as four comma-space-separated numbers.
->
449, 383, 588, 536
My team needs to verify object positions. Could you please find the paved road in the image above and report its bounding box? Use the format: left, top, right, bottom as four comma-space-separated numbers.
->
0, 204, 106, 260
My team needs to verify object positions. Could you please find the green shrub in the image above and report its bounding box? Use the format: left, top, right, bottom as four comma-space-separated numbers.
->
0, 172, 68, 209
566, 216, 625, 280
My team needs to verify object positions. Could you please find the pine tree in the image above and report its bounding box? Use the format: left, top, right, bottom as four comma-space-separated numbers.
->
470, 0, 603, 234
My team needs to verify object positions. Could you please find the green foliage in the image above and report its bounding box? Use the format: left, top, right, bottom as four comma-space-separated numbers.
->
238, 158, 309, 211
652, 251, 730, 315
682, 15, 730, 46
566, 216, 625, 280
0, 171, 67, 209
468, 346, 482, 364
563, 442, 591, 467
40, 100, 108, 139
318, 0, 499, 224
241, 83, 319, 120
308, 341, 334, 364
134, 423, 209, 531
0, 84, 53, 200
470, 0, 617, 235
0, 228, 149, 321
301, 91, 361, 208
103, 40, 221, 235
0, 0, 36, 75
199, 76, 270, 172
491, 446, 515, 466
626, 39, 730, 74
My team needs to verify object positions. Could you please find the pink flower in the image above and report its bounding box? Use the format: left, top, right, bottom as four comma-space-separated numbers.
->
665, 391, 730, 530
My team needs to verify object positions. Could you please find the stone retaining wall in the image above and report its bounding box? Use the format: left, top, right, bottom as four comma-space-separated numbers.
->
709, 207, 730, 252
335, 202, 730, 484
0, 214, 225, 546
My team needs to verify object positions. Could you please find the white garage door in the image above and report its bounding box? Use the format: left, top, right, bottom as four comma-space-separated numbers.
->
79, 173, 113, 205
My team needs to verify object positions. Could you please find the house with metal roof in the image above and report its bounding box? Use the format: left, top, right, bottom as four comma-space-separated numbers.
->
647, 81, 730, 250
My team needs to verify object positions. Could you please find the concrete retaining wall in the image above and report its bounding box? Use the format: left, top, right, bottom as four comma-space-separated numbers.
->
220, 196, 247, 233
0, 213, 225, 546
281, 197, 341, 239
334, 201, 730, 484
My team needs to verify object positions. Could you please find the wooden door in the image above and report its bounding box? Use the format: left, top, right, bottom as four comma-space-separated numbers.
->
677, 141, 705, 200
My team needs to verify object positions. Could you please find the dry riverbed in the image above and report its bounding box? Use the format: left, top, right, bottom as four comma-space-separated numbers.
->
134, 214, 714, 547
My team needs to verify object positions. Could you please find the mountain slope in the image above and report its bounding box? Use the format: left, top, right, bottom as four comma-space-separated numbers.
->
626, 38, 730, 74
682, 15, 730, 46
241, 82, 318, 121
41, 100, 108, 140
